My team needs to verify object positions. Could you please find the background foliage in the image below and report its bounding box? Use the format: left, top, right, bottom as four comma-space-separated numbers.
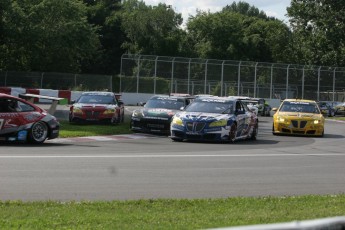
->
1, 0, 343, 76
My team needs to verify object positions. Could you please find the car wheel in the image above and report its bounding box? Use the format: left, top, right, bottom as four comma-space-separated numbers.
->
229, 123, 237, 143
319, 129, 324, 137
272, 123, 277, 135
28, 121, 48, 144
330, 111, 335, 117
251, 123, 258, 140
171, 137, 183, 142
121, 111, 125, 123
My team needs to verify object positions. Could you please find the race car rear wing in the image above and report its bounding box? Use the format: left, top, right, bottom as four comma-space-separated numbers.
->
19, 93, 64, 115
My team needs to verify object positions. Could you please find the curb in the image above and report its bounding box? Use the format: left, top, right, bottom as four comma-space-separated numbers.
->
0, 87, 82, 104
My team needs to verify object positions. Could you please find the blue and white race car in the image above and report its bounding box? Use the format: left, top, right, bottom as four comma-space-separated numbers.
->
170, 96, 258, 142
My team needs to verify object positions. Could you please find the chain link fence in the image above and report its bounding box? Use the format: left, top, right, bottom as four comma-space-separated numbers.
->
1, 55, 345, 102
0, 71, 114, 92
120, 54, 345, 102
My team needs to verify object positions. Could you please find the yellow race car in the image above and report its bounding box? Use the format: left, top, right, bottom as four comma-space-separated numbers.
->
272, 99, 324, 137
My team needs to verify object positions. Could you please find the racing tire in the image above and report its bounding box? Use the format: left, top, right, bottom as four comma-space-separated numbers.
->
251, 123, 258, 140
121, 111, 125, 123
229, 123, 237, 143
319, 129, 324, 137
272, 123, 277, 135
28, 121, 48, 144
171, 137, 183, 142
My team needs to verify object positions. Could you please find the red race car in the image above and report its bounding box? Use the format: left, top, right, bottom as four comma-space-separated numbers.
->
0, 93, 60, 143
69, 91, 125, 124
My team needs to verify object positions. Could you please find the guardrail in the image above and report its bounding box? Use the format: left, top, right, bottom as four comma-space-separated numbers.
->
209, 216, 345, 230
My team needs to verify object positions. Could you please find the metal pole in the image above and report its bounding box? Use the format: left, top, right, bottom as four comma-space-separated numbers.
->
154, 56, 158, 94
110, 75, 113, 92
40, 72, 44, 88
270, 64, 273, 99
192, 81, 194, 95
221, 61, 225, 96
5, 71, 8, 86
302, 66, 305, 99
188, 59, 191, 94
286, 65, 290, 99
204, 60, 208, 94
237, 61, 242, 96
136, 55, 141, 94
254, 62, 258, 98
170, 57, 175, 94
120, 55, 123, 92
317, 66, 321, 101
333, 68, 336, 102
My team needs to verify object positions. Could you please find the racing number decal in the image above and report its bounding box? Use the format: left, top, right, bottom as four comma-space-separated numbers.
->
0, 119, 3, 130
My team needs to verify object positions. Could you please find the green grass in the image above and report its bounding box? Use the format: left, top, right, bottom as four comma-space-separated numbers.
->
0, 195, 345, 229
59, 121, 133, 138
327, 116, 345, 121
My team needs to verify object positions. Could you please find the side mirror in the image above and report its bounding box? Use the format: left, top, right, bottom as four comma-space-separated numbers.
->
139, 102, 146, 106
235, 110, 245, 115
70, 100, 76, 104
118, 101, 124, 107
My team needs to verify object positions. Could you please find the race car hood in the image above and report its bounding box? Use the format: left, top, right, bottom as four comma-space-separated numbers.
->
176, 112, 234, 122
73, 103, 117, 110
141, 108, 177, 118
276, 112, 323, 120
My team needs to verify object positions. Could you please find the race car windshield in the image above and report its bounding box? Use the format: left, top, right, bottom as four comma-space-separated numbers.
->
145, 99, 185, 110
280, 102, 320, 114
186, 101, 233, 114
78, 95, 115, 104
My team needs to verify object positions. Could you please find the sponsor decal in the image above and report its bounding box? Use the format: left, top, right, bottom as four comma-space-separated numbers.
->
24, 112, 42, 121
289, 102, 311, 105
17, 130, 28, 141
156, 97, 178, 101
0, 113, 19, 118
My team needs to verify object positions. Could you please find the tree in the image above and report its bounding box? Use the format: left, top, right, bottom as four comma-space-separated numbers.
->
222, 1, 274, 20
186, 6, 291, 62
287, 0, 345, 66
0, 0, 100, 72
81, 0, 125, 74
119, 0, 184, 56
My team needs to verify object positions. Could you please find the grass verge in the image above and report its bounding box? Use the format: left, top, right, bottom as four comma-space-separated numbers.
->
58, 121, 133, 138
327, 116, 345, 121
0, 195, 344, 229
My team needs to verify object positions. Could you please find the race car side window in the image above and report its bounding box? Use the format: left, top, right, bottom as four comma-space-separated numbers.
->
17, 101, 35, 112
0, 99, 22, 112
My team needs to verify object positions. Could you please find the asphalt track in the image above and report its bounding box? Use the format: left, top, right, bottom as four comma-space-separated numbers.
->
0, 116, 344, 201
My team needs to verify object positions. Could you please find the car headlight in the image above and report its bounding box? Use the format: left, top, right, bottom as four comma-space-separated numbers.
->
314, 120, 320, 124
104, 109, 115, 115
73, 107, 83, 113
132, 110, 143, 118
275, 116, 285, 122
172, 116, 183, 126
209, 119, 227, 127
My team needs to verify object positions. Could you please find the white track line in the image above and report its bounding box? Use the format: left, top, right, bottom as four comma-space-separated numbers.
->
0, 153, 343, 158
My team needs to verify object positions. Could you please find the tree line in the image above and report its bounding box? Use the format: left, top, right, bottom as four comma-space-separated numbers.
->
1, 0, 344, 76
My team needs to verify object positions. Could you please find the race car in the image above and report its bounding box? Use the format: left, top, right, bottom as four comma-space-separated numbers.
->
170, 96, 258, 142
130, 95, 194, 134
69, 91, 124, 124
318, 101, 335, 117
334, 102, 345, 116
272, 99, 324, 137
0, 93, 59, 143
